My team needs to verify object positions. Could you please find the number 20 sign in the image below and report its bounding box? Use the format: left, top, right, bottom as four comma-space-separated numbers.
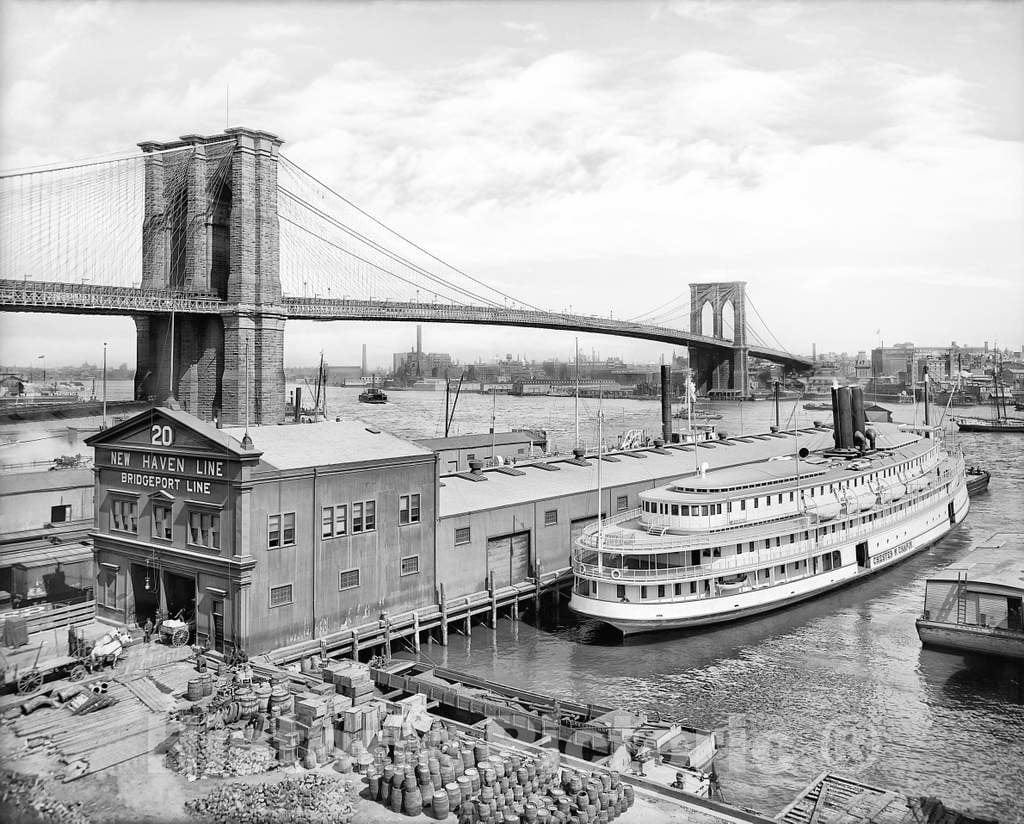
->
151, 424, 174, 446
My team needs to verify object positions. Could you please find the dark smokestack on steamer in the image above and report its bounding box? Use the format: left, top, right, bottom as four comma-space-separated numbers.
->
830, 384, 869, 452
660, 364, 672, 444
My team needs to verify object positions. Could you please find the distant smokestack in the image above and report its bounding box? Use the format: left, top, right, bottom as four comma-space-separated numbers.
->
294, 386, 302, 422
417, 325, 422, 358
361, 344, 367, 377
660, 364, 672, 444
812, 342, 816, 363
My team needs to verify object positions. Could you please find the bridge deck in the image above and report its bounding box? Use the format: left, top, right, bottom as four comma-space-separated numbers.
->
0, 280, 811, 368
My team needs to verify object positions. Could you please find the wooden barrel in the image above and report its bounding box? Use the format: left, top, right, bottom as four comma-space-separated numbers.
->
269, 681, 292, 715
431, 791, 449, 820
403, 785, 423, 817
587, 783, 599, 804
198, 672, 214, 697
516, 767, 529, 786
254, 681, 272, 713
356, 753, 375, 774
389, 787, 404, 814
536, 807, 551, 823
465, 767, 480, 793
460, 748, 475, 771
277, 744, 296, 764
622, 785, 634, 806
524, 802, 539, 823
186, 678, 203, 701
457, 774, 472, 801
474, 741, 490, 764
445, 780, 462, 809
234, 685, 258, 718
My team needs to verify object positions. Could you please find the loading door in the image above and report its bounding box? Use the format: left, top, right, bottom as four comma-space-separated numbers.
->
487, 531, 531, 588
569, 516, 598, 566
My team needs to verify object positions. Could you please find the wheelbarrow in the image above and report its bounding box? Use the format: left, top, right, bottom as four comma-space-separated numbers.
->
159, 618, 191, 647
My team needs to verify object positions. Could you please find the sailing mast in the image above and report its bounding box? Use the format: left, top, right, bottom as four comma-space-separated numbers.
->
574, 337, 580, 450
596, 392, 604, 571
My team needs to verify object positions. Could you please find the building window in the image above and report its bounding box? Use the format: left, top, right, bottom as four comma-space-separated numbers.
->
322, 505, 348, 539
455, 526, 471, 545
399, 494, 421, 525
188, 511, 220, 549
268, 512, 295, 549
352, 500, 376, 534
616, 584, 626, 599
269, 584, 293, 607
616, 495, 629, 513
657, 584, 666, 598
401, 555, 420, 576
339, 568, 360, 591
674, 582, 682, 596
690, 581, 697, 594
111, 498, 138, 534
640, 586, 648, 599
99, 569, 117, 609
544, 509, 558, 526
153, 504, 173, 540
50, 504, 71, 523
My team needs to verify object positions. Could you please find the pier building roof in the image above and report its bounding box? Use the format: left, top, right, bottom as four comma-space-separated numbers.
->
416, 431, 540, 451
437, 423, 924, 517
221, 419, 433, 471
926, 532, 1024, 591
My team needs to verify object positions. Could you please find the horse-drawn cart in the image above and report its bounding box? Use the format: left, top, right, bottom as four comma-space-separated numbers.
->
158, 617, 191, 647
1, 626, 130, 695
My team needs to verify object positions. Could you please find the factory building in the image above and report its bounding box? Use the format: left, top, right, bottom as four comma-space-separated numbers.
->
85, 406, 437, 654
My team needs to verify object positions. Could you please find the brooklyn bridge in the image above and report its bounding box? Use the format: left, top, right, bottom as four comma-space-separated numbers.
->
0, 127, 811, 425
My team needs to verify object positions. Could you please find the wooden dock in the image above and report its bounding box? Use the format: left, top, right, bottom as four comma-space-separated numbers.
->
267, 565, 572, 666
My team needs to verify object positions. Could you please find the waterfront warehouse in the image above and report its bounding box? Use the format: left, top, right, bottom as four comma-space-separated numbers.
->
85, 405, 437, 652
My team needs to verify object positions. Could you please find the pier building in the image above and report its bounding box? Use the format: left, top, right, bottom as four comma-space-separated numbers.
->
434, 429, 836, 600
85, 406, 437, 653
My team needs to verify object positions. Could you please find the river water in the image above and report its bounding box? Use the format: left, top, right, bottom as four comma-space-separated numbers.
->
316, 385, 1023, 821
71, 381, 1024, 817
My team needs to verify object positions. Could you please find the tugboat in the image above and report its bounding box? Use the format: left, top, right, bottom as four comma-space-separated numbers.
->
358, 375, 388, 404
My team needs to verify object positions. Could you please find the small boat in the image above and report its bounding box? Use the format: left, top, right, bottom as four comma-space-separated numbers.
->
965, 467, 990, 496
803, 402, 832, 411
916, 531, 1024, 659
359, 375, 388, 404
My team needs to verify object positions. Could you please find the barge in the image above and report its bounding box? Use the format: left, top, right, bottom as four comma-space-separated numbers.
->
916, 531, 1024, 660
373, 659, 719, 797
570, 385, 970, 635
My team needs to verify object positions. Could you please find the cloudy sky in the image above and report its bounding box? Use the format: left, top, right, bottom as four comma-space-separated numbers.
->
1, 0, 1022, 369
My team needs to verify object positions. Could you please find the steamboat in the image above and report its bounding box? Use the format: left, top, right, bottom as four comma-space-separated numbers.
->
570, 385, 970, 635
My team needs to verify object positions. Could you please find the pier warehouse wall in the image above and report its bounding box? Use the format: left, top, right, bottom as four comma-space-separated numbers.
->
85, 407, 436, 654
435, 428, 836, 599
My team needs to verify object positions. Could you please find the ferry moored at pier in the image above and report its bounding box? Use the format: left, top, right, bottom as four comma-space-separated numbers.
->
570, 386, 970, 635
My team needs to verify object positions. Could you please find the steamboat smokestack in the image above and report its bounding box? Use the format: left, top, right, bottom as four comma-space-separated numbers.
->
830, 385, 842, 449
660, 364, 672, 444
361, 344, 367, 377
851, 385, 866, 444
837, 386, 854, 449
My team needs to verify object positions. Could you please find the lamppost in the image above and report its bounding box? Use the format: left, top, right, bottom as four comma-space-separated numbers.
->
38, 354, 46, 384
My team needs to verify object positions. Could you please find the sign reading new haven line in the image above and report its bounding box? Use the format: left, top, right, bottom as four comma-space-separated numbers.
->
103, 447, 227, 497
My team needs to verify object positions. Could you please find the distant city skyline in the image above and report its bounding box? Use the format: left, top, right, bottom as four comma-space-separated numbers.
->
1, 1, 1022, 366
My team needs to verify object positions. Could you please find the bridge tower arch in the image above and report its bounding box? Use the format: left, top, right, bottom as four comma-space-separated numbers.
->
688, 281, 749, 398
135, 127, 285, 426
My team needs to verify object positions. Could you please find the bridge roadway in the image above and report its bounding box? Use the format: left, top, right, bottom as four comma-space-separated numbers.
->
0, 279, 811, 369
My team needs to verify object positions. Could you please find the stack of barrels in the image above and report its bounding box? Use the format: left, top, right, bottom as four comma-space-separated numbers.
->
363, 722, 636, 822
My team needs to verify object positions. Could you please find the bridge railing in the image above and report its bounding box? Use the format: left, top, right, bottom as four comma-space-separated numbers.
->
0, 279, 225, 314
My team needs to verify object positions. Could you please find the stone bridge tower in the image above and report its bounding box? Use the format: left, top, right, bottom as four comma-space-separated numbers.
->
135, 127, 285, 426
688, 281, 749, 397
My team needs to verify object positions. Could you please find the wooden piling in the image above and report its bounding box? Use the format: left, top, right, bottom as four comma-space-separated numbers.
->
412, 611, 421, 654
382, 613, 392, 660
351, 629, 360, 661
489, 571, 497, 629
464, 597, 471, 636
534, 561, 543, 620
439, 584, 448, 646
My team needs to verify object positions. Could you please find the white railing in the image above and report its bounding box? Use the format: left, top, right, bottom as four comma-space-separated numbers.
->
572, 455, 964, 582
